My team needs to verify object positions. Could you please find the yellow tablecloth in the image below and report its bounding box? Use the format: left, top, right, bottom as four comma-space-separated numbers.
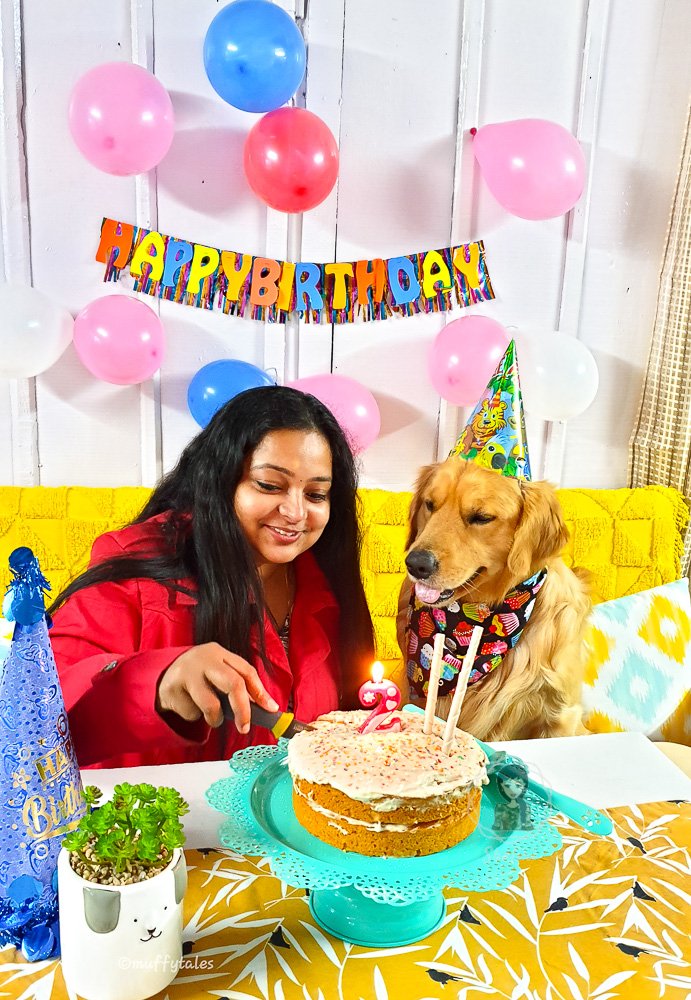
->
2, 801, 690, 999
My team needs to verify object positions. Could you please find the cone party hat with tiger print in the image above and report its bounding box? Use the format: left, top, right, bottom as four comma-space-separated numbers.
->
448, 339, 532, 480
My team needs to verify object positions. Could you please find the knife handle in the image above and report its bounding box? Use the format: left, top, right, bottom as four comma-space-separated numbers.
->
217, 693, 295, 738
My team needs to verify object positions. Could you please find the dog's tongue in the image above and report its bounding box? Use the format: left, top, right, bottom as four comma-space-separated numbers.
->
415, 581, 441, 604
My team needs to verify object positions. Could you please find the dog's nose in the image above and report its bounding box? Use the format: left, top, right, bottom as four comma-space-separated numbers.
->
405, 549, 439, 580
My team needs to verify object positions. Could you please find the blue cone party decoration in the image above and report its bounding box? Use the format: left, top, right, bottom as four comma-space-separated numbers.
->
0, 548, 85, 960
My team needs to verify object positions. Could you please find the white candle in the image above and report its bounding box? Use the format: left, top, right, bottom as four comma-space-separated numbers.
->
423, 632, 445, 735
442, 625, 483, 753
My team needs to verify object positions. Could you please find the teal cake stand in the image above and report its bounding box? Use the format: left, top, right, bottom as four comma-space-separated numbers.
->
206, 743, 563, 948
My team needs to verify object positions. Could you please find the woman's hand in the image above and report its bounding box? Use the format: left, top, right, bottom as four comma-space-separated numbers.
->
156, 642, 279, 733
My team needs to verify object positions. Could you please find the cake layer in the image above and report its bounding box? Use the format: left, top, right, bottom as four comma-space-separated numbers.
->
293, 776, 472, 825
293, 784, 482, 857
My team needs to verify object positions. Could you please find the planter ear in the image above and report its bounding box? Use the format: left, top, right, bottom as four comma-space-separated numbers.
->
173, 852, 187, 904
83, 886, 121, 933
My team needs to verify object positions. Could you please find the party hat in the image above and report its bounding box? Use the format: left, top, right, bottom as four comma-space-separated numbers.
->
448, 339, 532, 480
0, 548, 85, 961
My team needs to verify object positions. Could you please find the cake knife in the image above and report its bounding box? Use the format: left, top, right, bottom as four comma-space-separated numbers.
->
218, 695, 315, 739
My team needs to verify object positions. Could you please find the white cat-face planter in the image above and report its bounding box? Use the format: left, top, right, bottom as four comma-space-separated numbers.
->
58, 847, 187, 1000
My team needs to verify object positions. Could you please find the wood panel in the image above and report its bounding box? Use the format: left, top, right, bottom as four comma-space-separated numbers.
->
0, 0, 689, 493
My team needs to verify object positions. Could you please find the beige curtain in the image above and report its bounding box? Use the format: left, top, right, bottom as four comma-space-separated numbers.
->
629, 102, 691, 573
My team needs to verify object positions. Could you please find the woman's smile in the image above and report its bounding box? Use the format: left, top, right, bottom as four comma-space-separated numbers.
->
263, 524, 304, 543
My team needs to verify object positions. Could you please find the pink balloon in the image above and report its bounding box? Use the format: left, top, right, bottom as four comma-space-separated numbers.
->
429, 316, 510, 406
74, 295, 165, 385
288, 374, 380, 453
69, 62, 174, 175
244, 107, 339, 213
473, 119, 585, 220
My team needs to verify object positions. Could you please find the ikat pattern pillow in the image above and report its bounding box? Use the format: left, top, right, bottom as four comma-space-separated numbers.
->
582, 578, 691, 744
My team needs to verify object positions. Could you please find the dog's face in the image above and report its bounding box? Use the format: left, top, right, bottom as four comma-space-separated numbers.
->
405, 458, 568, 607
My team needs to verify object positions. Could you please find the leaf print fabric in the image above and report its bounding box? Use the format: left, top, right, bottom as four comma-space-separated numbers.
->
0, 801, 689, 999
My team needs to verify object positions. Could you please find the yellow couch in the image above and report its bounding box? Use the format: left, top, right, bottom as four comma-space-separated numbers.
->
1, 483, 688, 673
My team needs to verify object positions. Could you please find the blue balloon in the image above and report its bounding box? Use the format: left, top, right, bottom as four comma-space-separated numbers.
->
187, 360, 275, 428
204, 1, 306, 113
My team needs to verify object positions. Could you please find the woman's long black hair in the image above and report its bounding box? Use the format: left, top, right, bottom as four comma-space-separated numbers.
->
50, 386, 375, 707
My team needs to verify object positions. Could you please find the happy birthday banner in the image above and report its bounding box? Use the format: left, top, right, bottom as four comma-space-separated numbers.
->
96, 218, 494, 324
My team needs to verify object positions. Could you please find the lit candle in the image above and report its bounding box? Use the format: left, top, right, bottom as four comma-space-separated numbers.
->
423, 632, 445, 735
442, 625, 483, 753
357, 661, 401, 734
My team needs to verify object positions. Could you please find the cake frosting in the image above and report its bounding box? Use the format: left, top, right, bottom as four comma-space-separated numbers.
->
287, 710, 488, 857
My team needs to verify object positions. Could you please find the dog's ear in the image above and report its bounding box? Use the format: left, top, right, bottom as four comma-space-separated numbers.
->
507, 480, 568, 580
405, 464, 437, 550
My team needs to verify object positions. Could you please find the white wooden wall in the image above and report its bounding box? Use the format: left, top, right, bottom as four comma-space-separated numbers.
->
1, 0, 689, 490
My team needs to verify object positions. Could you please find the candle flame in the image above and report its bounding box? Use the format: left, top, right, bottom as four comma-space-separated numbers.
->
371, 661, 384, 683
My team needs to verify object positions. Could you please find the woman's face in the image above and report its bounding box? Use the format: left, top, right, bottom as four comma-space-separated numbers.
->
234, 428, 333, 572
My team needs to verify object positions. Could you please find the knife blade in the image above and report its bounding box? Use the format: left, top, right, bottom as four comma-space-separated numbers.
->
218, 694, 315, 739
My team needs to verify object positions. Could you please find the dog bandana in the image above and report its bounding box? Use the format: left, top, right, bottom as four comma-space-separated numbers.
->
406, 569, 547, 698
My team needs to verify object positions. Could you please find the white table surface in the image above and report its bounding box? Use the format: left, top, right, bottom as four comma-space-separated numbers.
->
85, 732, 691, 849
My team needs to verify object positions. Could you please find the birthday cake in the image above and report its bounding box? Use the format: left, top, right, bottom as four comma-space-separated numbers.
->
287, 711, 488, 857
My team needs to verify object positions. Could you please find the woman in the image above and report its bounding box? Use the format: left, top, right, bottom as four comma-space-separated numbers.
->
50, 386, 375, 769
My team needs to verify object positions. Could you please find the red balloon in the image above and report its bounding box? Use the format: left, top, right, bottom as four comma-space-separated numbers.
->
244, 107, 339, 213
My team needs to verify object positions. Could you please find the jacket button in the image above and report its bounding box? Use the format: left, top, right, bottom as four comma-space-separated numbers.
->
101, 660, 118, 673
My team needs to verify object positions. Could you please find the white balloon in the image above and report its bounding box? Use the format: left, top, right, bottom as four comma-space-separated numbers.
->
0, 284, 74, 379
516, 332, 599, 421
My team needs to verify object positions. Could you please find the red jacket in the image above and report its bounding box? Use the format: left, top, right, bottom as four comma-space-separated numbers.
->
51, 514, 341, 769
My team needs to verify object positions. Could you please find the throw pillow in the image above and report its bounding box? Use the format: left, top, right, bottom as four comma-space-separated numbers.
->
582, 578, 691, 745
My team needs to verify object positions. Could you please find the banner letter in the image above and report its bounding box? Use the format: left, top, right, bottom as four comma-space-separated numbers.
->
96, 218, 134, 268
187, 244, 220, 295
250, 257, 281, 307
130, 231, 166, 283
220, 252, 253, 302
421, 250, 451, 298
355, 259, 386, 305
324, 263, 354, 311
387, 256, 420, 305
452, 244, 481, 290
294, 263, 323, 312
162, 239, 194, 288
276, 262, 295, 312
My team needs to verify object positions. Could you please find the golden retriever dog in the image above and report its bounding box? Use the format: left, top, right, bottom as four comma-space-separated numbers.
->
397, 458, 590, 741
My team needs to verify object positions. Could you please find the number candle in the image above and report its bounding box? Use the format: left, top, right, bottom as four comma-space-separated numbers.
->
357, 661, 401, 734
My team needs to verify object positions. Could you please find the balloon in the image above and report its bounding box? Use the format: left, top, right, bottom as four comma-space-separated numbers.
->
187, 360, 274, 427
244, 107, 339, 213
516, 332, 599, 421
472, 119, 586, 220
0, 284, 73, 379
204, 1, 305, 113
73, 295, 165, 385
288, 374, 380, 453
68, 62, 174, 175
428, 315, 510, 406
